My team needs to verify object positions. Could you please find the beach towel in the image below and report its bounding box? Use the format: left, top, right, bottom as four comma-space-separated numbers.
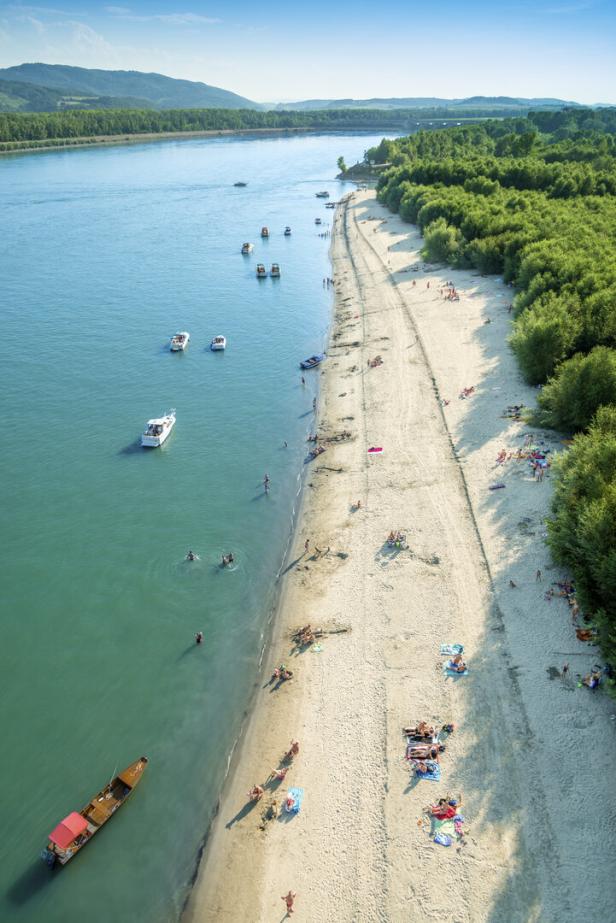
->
444, 662, 469, 676
434, 833, 453, 846
440, 644, 464, 656
367, 447, 383, 454
414, 761, 440, 781
433, 818, 456, 836
284, 787, 304, 814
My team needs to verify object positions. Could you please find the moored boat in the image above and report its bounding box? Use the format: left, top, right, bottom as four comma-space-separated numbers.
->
261, 227, 269, 238
41, 757, 148, 868
234, 182, 248, 187
270, 263, 281, 278
170, 331, 190, 351
241, 242, 254, 254
315, 218, 322, 225
315, 191, 329, 198
300, 354, 325, 370
284, 226, 292, 236
141, 410, 176, 447
210, 335, 226, 351
256, 263, 267, 278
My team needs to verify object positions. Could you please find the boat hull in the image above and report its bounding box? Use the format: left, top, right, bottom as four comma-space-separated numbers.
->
42, 757, 148, 868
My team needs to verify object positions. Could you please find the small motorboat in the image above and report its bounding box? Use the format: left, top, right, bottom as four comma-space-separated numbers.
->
270, 263, 281, 278
141, 410, 175, 447
256, 263, 267, 278
315, 191, 330, 198
300, 354, 324, 370
169, 331, 190, 351
241, 242, 254, 254
261, 227, 269, 238
234, 182, 247, 187
210, 335, 226, 351
41, 757, 148, 868
284, 226, 292, 236
325, 202, 336, 209
315, 218, 322, 225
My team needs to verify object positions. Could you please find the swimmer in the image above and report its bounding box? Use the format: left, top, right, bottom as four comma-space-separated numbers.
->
195, 631, 204, 645
186, 550, 198, 561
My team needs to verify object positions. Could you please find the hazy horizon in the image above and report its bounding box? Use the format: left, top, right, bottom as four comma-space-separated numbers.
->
0, 1, 614, 105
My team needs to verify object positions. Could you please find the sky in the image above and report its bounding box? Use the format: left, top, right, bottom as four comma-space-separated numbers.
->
0, 1, 614, 103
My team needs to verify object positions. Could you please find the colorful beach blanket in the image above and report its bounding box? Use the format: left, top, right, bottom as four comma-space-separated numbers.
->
444, 662, 469, 676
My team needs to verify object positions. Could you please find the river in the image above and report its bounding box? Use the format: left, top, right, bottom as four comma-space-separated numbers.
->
0, 131, 393, 923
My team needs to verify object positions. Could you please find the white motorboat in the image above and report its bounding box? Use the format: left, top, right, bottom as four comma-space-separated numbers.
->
141, 410, 175, 448
315, 191, 329, 198
210, 335, 226, 351
256, 263, 267, 278
169, 331, 190, 351
270, 263, 281, 278
241, 242, 254, 254
261, 226, 269, 238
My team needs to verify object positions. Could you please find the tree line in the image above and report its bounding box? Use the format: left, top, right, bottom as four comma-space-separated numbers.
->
370, 108, 616, 679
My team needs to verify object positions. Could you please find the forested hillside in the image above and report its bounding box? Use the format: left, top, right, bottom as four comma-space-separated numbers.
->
0, 106, 448, 149
370, 108, 616, 677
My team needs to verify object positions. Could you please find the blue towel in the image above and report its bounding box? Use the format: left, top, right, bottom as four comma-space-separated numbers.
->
415, 761, 440, 781
434, 833, 453, 846
444, 662, 469, 676
285, 787, 304, 814
440, 644, 464, 656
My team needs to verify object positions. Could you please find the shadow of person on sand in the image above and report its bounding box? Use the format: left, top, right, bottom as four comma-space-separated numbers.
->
225, 798, 259, 829
279, 555, 305, 576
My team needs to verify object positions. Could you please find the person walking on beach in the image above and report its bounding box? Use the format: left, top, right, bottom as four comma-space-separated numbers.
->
282, 891, 296, 915
304, 539, 309, 554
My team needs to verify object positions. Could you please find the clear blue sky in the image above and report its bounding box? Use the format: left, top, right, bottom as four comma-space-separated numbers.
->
0, 1, 614, 103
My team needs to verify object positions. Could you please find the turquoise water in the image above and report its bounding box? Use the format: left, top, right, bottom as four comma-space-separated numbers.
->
0, 132, 391, 923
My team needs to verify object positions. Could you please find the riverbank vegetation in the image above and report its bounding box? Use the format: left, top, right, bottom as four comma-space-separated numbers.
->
370, 108, 616, 678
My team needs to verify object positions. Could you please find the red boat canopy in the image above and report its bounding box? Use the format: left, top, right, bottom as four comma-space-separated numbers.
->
49, 812, 88, 849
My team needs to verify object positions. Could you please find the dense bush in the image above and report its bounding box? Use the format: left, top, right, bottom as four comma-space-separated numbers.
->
548, 407, 616, 674
536, 347, 616, 431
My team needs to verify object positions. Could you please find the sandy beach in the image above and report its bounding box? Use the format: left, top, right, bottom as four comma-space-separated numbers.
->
184, 189, 616, 922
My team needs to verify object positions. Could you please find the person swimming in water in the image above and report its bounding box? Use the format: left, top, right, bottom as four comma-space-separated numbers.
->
195, 631, 204, 645
222, 552, 234, 567
186, 550, 198, 561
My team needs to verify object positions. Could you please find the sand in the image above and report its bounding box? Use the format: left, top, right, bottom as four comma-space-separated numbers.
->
184, 190, 616, 922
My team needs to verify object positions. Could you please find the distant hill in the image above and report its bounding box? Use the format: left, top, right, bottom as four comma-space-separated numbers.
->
0, 77, 154, 112
0, 64, 257, 111
274, 96, 583, 111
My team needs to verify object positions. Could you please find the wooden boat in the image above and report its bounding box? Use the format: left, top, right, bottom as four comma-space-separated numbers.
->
41, 757, 148, 868
300, 353, 325, 370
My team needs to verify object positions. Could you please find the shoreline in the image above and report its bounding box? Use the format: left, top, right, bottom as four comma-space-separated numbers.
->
0, 126, 392, 158
184, 190, 616, 921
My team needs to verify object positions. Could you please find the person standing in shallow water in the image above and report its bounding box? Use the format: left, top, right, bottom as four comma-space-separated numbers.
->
195, 631, 203, 645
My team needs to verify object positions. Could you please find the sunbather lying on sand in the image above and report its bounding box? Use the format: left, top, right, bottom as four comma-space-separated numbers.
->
430, 798, 459, 819
248, 784, 264, 802
448, 654, 467, 673
406, 743, 444, 761
403, 721, 435, 738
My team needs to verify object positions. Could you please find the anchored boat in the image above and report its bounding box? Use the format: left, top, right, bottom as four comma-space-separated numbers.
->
141, 410, 175, 447
210, 335, 226, 351
284, 227, 292, 236
41, 757, 148, 868
170, 331, 190, 351
261, 227, 269, 238
256, 263, 267, 278
315, 191, 329, 198
270, 263, 281, 278
241, 242, 254, 254
234, 182, 248, 187
300, 354, 325, 370
315, 218, 322, 225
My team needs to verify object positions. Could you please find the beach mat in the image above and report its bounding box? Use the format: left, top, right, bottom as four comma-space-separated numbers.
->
444, 661, 469, 676
440, 644, 463, 656
284, 787, 303, 814
414, 761, 440, 781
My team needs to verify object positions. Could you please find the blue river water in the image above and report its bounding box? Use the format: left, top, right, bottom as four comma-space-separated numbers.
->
0, 131, 392, 923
